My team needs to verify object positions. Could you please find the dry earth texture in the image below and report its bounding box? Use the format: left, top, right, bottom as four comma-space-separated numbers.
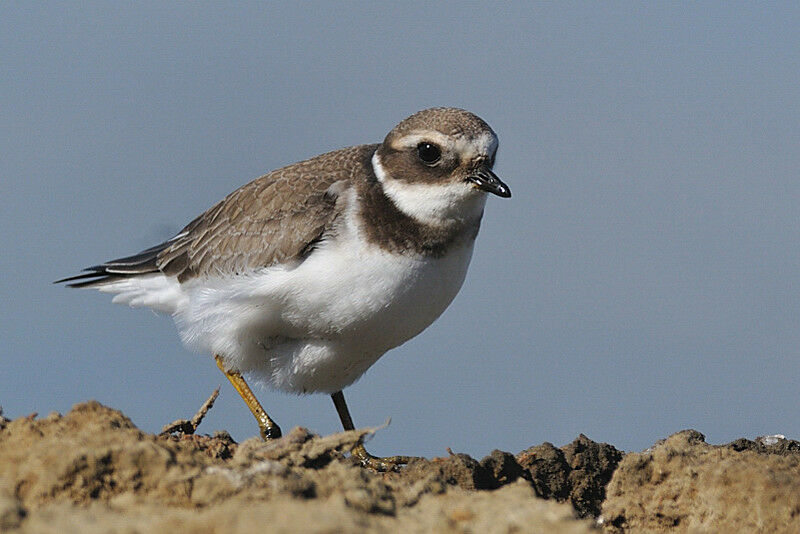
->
1, 401, 799, 533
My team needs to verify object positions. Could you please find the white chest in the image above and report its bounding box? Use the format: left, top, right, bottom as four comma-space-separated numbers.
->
265, 233, 477, 352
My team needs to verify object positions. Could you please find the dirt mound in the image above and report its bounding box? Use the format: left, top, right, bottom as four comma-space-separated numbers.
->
601, 430, 800, 532
2, 402, 799, 533
516, 434, 623, 518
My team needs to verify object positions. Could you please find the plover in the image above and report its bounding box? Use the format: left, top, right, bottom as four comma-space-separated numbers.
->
57, 107, 511, 470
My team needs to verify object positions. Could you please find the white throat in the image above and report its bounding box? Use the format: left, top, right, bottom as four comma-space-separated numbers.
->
371, 152, 487, 226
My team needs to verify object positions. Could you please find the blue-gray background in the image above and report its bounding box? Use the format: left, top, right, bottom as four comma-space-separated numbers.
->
2, 4, 799, 458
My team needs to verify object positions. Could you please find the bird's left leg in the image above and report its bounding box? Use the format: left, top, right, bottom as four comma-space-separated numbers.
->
215, 354, 282, 440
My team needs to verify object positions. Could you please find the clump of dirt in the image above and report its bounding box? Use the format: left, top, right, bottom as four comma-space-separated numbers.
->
516, 434, 623, 518
724, 434, 800, 456
601, 429, 800, 532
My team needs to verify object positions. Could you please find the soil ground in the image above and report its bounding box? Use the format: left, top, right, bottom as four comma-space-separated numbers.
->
1, 401, 799, 533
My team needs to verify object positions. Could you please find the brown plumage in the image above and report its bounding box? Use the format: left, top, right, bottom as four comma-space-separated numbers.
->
388, 107, 493, 140
158, 145, 376, 281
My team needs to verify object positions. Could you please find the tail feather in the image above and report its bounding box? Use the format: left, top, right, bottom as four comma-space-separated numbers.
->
55, 240, 171, 288
53, 270, 125, 288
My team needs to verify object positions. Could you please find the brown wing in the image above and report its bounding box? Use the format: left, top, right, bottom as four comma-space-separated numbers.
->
157, 144, 377, 281
56, 144, 377, 288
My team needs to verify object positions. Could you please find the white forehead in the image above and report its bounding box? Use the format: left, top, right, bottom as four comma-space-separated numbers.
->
393, 130, 498, 160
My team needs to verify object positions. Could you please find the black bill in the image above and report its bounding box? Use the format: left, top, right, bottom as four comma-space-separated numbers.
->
468, 168, 511, 198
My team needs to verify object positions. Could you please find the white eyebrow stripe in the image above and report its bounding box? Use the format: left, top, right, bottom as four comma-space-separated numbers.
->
393, 130, 498, 160
393, 132, 452, 149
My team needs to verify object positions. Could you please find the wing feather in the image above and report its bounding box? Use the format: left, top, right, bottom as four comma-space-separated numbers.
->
56, 144, 376, 288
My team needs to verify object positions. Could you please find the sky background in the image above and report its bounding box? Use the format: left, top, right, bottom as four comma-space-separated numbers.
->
2, 3, 799, 459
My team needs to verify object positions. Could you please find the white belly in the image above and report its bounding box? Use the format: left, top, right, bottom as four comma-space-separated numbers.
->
173, 235, 477, 393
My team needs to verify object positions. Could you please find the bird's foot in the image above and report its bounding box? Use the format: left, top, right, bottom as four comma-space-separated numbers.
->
350, 441, 417, 472
160, 388, 220, 436
257, 419, 282, 441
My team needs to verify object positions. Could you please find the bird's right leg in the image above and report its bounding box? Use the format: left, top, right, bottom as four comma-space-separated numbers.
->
214, 354, 282, 440
331, 390, 414, 471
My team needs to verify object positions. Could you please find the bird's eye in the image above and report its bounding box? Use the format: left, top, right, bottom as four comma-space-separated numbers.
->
417, 142, 441, 165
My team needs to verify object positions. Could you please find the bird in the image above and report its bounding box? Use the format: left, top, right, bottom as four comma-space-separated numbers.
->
57, 107, 511, 470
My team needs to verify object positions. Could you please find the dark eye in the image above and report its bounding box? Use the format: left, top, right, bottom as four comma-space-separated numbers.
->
417, 142, 441, 165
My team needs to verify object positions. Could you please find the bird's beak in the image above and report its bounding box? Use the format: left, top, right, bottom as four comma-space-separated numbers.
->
468, 168, 511, 198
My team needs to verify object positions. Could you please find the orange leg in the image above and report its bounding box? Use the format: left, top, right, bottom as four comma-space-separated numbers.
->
215, 354, 281, 440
